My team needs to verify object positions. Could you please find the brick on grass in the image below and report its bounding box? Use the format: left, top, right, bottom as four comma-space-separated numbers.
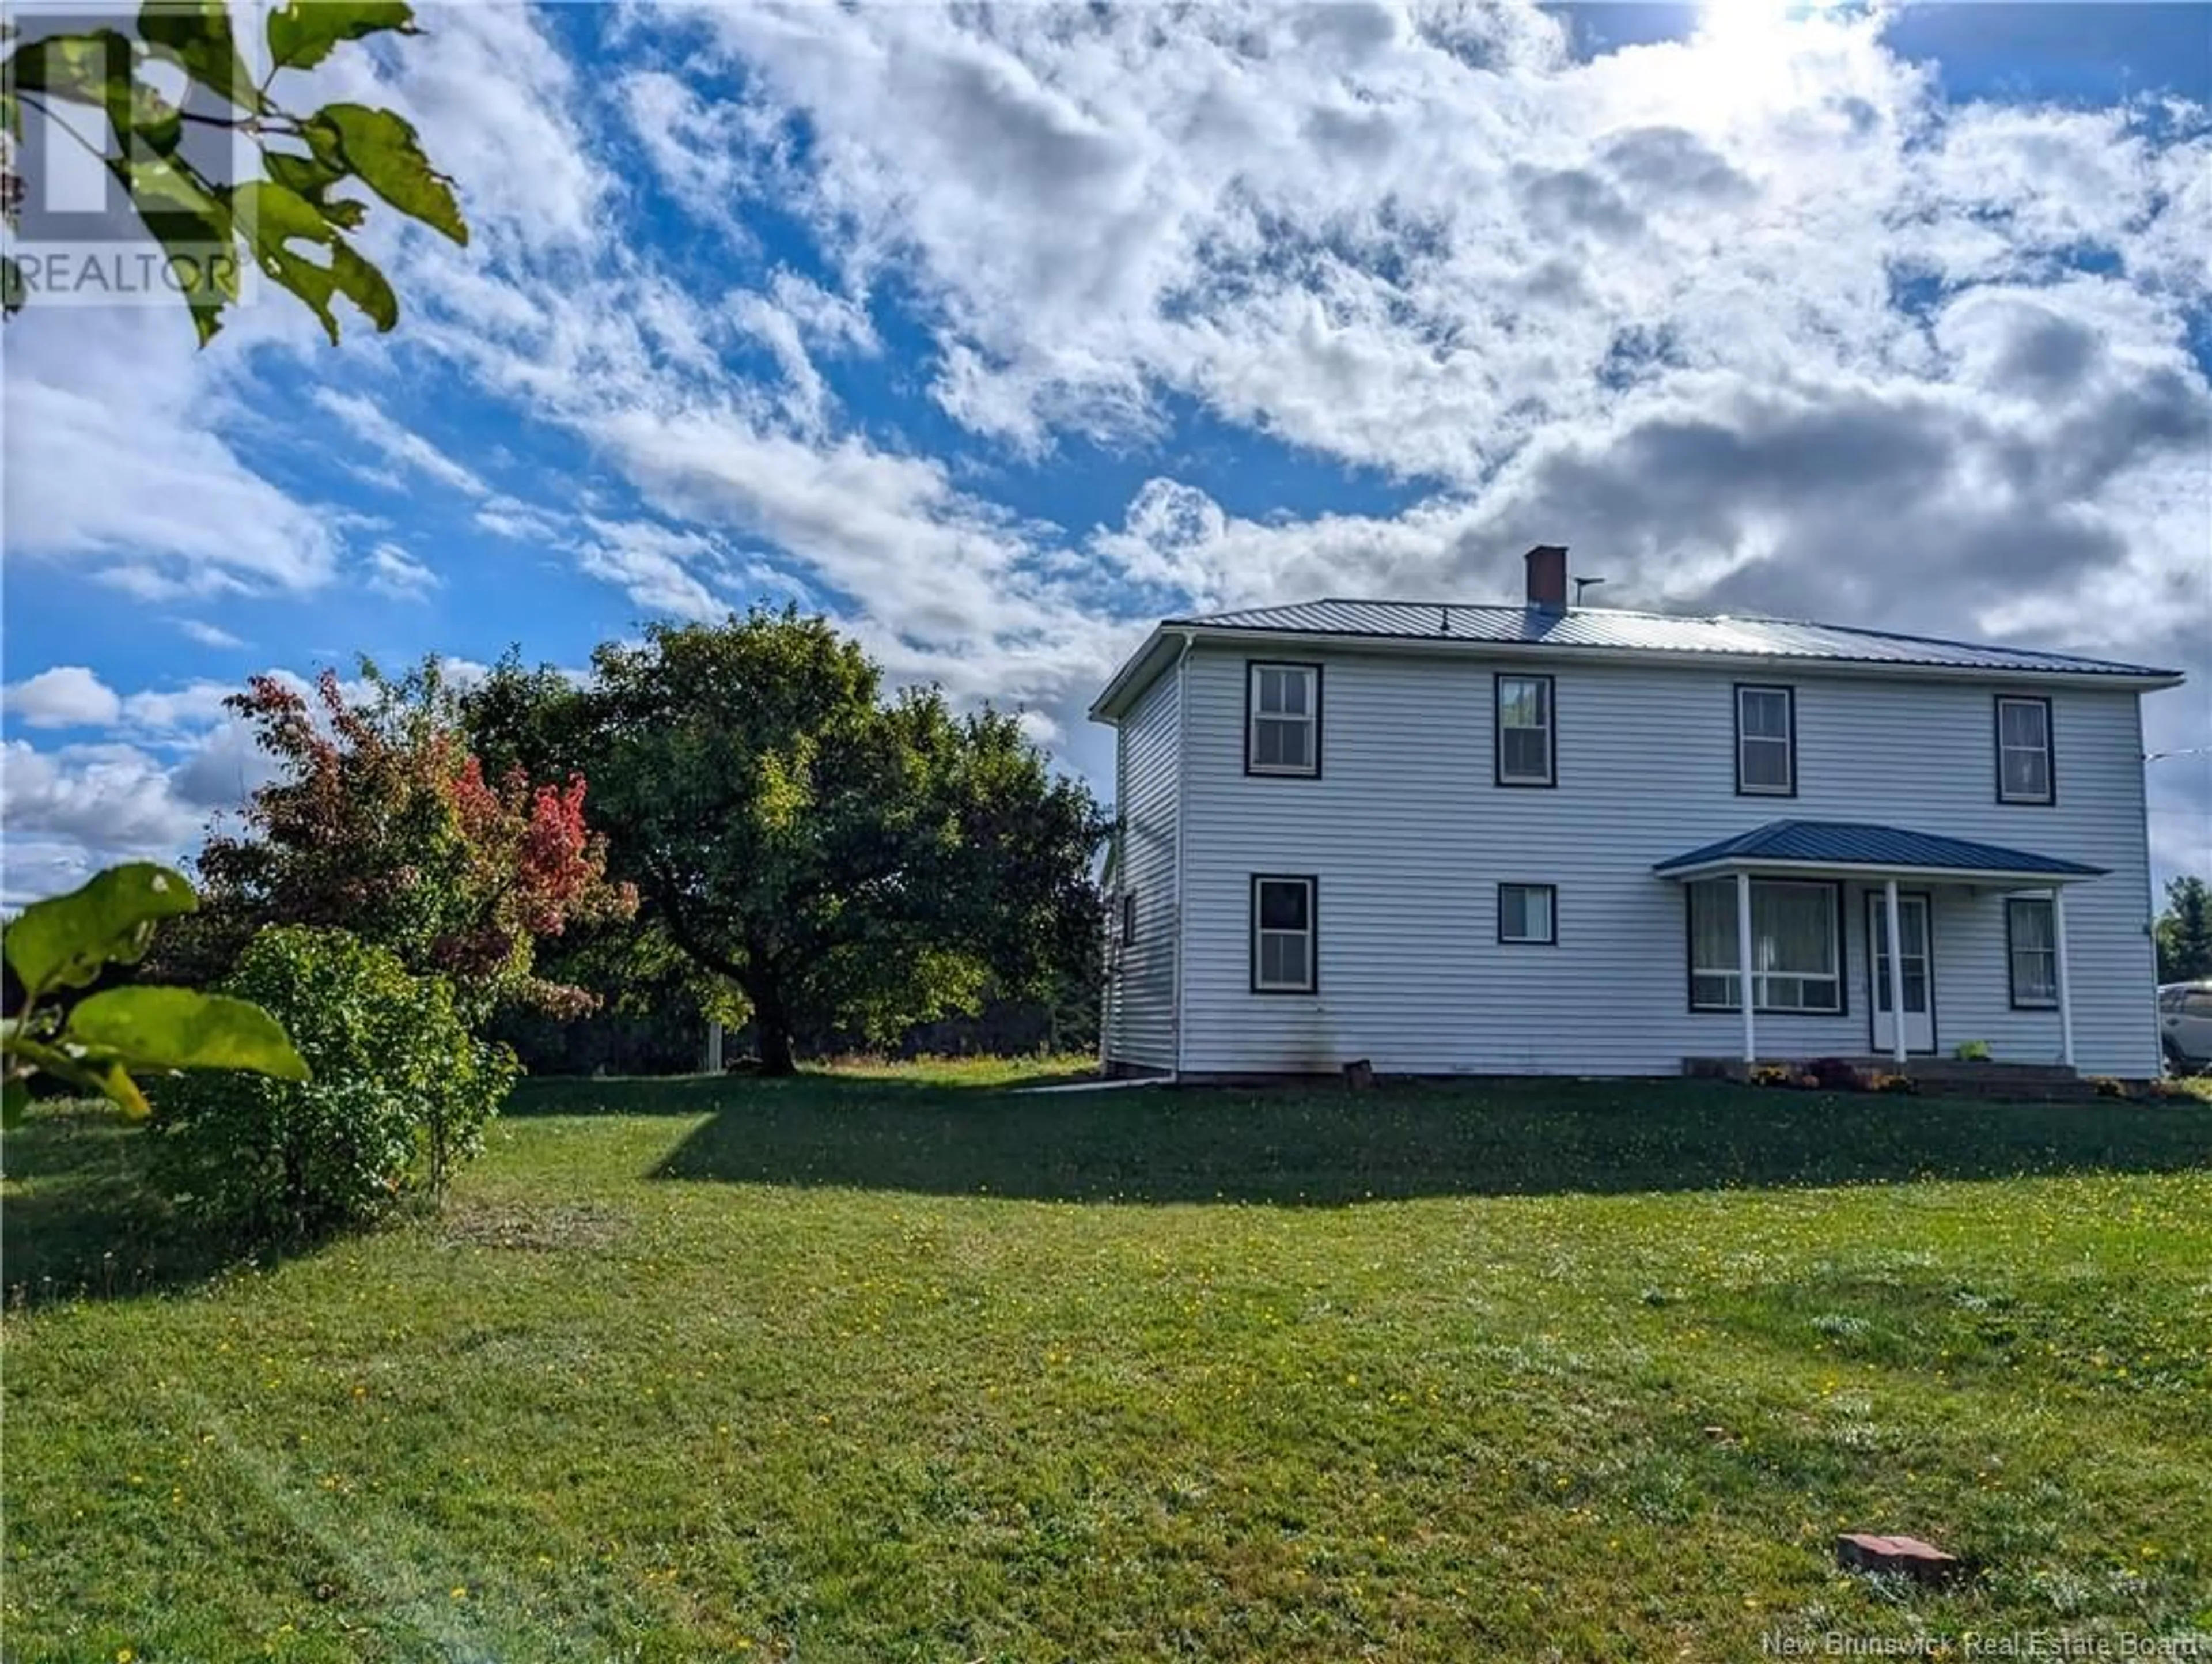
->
1836, 1533, 1963, 1582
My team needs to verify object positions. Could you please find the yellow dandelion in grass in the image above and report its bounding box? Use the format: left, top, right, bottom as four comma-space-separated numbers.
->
117, 1649, 135, 1663
450, 1586, 468, 1601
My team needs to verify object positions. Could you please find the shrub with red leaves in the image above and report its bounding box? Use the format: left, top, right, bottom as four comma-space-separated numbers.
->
190, 664, 634, 1021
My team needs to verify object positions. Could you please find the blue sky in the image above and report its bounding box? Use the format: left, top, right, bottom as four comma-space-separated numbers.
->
3, 0, 2209, 902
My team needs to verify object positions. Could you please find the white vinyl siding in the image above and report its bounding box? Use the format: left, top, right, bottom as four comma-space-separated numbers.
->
1247, 663, 1319, 776
1997, 697, 2055, 804
2007, 896, 2058, 1007
1166, 646, 2162, 1076
1688, 879, 1842, 1013
1736, 686, 1795, 795
1102, 661, 1180, 1069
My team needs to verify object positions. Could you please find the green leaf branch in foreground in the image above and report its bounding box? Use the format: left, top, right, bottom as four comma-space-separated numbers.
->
2, 863, 307, 1128
3, 861, 198, 997
1, 1, 468, 343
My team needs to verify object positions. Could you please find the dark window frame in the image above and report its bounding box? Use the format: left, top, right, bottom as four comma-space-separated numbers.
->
1497, 882, 1559, 946
1249, 873, 1319, 995
1493, 671, 1558, 789
1119, 889, 1136, 947
1683, 876, 1848, 1015
1993, 694, 2056, 806
2005, 894, 2060, 1009
1244, 661, 1324, 778
1733, 683, 1798, 798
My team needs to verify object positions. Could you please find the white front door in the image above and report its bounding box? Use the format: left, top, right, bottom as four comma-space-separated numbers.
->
1869, 894, 1934, 1055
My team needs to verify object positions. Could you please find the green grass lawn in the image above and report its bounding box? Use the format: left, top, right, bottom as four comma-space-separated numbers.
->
6, 1066, 2211, 1662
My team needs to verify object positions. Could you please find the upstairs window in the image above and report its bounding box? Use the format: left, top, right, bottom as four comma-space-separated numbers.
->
1995, 696, 2054, 804
1247, 663, 1320, 776
1119, 890, 1137, 947
2006, 897, 2058, 1007
1735, 685, 1796, 796
1495, 674, 1555, 786
1251, 875, 1317, 993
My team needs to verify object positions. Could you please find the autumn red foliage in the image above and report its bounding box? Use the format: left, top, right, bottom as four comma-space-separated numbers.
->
191, 667, 634, 1020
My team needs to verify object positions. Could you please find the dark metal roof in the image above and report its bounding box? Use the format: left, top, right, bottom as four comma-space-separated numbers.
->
1653, 819, 2108, 879
1165, 599, 2179, 679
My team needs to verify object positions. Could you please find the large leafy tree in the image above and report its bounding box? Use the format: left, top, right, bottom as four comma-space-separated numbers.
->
2, 1, 465, 342
2157, 875, 2212, 984
186, 663, 634, 1023
472, 612, 1107, 1075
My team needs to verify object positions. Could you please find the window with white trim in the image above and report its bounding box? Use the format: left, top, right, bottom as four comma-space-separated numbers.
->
1247, 663, 1320, 776
1735, 686, 1795, 795
2006, 896, 2058, 1007
1495, 674, 1555, 786
1996, 697, 2054, 804
1251, 876, 1316, 993
1498, 883, 1556, 945
1688, 878, 1841, 1012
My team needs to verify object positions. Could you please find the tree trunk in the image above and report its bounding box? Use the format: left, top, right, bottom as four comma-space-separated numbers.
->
757, 1015, 796, 1076
751, 973, 798, 1076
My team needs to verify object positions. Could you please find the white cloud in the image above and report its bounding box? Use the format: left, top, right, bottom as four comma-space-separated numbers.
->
365, 541, 445, 602
177, 619, 248, 650
619, 67, 787, 243
0, 739, 211, 857
474, 496, 565, 542
320, 2, 608, 258
1, 304, 339, 596
314, 389, 490, 498
3, 667, 123, 729
574, 517, 732, 623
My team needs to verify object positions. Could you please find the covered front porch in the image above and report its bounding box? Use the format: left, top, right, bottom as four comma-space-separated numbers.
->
1654, 819, 2108, 1069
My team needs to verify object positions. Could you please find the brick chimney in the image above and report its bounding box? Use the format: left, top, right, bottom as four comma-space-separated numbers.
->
1524, 544, 1569, 610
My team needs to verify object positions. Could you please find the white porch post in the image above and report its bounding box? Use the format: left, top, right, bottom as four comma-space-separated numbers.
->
2051, 884, 2074, 1068
1737, 870, 1757, 1064
706, 1018, 725, 1075
1883, 878, 1907, 1068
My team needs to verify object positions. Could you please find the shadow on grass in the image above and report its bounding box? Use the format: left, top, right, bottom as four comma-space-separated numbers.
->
1, 1109, 244, 1306
502, 1060, 1100, 1117
641, 1075, 2212, 1205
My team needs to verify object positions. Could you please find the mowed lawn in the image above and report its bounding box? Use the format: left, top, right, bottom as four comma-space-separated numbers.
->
6, 1068, 2211, 1662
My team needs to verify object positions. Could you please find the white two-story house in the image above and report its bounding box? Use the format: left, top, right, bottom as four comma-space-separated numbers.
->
1092, 546, 2185, 1081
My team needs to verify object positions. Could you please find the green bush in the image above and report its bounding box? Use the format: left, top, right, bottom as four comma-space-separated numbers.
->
152, 927, 516, 1243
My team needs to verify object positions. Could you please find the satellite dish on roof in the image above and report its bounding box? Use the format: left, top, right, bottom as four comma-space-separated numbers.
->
1573, 577, 1608, 606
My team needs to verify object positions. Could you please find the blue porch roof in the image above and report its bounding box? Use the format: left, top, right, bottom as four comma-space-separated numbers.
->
1653, 819, 2108, 882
